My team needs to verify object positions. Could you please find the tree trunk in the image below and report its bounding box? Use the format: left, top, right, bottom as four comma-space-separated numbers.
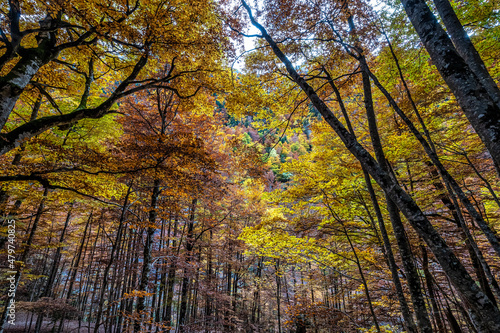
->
135, 179, 161, 332
275, 259, 283, 333
399, 0, 500, 172
0, 50, 49, 130
179, 199, 197, 332
432, 0, 500, 108
421, 245, 447, 333
164, 215, 179, 331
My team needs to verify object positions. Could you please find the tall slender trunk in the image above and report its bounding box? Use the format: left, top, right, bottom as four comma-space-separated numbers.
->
363, 54, 500, 261
445, 306, 464, 333
135, 179, 161, 332
164, 215, 179, 331
399, 0, 500, 173
432, 0, 500, 108
179, 199, 197, 332
0, 49, 50, 130
363, 169, 419, 332
251, 257, 262, 327
205, 230, 213, 332
275, 259, 282, 333
57, 211, 92, 332
154, 217, 168, 328
383, 30, 500, 305
421, 244, 447, 333
78, 218, 100, 314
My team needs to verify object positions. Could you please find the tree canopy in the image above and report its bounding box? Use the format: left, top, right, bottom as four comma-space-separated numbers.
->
1, 0, 500, 332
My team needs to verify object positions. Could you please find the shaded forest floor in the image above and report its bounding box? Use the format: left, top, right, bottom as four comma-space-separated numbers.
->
4, 313, 104, 333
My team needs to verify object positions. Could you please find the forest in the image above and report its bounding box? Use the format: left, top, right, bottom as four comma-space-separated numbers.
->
0, 0, 500, 332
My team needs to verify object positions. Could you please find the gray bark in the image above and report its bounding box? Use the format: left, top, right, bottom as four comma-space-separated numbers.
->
135, 179, 161, 332
400, 0, 500, 174
0, 52, 47, 130
432, 0, 500, 108
179, 199, 198, 332
421, 245, 447, 333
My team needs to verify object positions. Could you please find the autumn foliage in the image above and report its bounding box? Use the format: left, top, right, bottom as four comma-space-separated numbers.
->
1, 0, 500, 332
